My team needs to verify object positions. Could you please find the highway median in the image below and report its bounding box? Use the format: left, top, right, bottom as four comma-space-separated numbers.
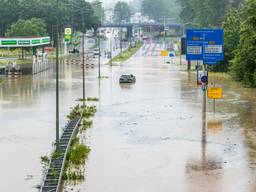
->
110, 41, 143, 64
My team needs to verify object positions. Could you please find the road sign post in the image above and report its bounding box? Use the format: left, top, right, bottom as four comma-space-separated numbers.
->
186, 29, 224, 114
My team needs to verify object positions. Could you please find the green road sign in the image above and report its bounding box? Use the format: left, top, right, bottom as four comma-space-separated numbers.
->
1, 40, 17, 45
18, 40, 30, 45
0, 36, 51, 47
32, 39, 41, 44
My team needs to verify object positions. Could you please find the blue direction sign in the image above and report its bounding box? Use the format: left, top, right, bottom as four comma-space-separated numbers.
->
186, 29, 224, 65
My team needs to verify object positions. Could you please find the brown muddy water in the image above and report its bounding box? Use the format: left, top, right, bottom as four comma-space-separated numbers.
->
0, 42, 256, 192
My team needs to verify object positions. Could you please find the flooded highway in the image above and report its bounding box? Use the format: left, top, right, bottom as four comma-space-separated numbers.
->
0, 42, 256, 192
79, 42, 256, 192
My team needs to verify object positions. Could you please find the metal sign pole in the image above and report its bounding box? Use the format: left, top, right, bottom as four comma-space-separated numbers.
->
202, 34, 207, 114
202, 65, 207, 113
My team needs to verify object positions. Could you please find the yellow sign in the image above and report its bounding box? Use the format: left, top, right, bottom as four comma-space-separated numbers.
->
65, 28, 72, 35
207, 87, 223, 99
161, 50, 169, 57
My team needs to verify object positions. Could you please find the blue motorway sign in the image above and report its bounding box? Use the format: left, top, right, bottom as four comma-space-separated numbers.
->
186, 29, 224, 65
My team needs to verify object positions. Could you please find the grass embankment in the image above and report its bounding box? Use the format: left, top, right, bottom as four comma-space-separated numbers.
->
0, 77, 4, 84
41, 98, 99, 186
0, 59, 32, 66
111, 41, 143, 63
64, 103, 97, 181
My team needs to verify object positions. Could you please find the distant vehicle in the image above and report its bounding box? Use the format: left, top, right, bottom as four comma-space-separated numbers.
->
69, 48, 79, 54
107, 51, 111, 59
85, 32, 94, 37
142, 36, 150, 40
87, 39, 94, 44
119, 74, 136, 83
93, 48, 101, 58
93, 48, 100, 57
130, 41, 136, 48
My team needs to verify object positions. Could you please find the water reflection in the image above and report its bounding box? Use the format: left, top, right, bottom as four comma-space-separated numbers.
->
119, 83, 134, 89
207, 118, 223, 134
186, 113, 222, 173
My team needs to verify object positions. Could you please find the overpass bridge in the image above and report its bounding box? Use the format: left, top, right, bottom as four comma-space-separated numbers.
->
100, 22, 182, 38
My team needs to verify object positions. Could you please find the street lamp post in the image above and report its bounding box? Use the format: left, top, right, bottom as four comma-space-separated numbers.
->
98, 33, 101, 78
55, 0, 60, 150
110, 30, 113, 66
55, 28, 59, 149
120, 27, 123, 54
91, 1, 103, 78
82, 25, 86, 106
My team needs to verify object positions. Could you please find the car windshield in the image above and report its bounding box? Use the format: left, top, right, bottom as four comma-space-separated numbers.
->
121, 75, 131, 78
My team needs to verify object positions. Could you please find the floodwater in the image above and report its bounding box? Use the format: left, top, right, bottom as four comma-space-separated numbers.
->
0, 41, 256, 192
79, 42, 256, 192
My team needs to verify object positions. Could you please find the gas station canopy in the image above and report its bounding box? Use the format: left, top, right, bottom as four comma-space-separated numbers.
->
0, 36, 51, 47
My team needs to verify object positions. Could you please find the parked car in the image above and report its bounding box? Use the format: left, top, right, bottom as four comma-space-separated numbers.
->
119, 74, 136, 83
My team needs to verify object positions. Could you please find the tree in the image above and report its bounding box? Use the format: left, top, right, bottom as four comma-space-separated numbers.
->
66, 0, 100, 32
177, 0, 195, 23
230, 0, 256, 87
142, 0, 180, 22
177, 0, 230, 27
142, 0, 168, 22
5, 18, 47, 37
92, 0, 105, 22
0, 0, 100, 37
0, 0, 21, 35
113, 1, 131, 23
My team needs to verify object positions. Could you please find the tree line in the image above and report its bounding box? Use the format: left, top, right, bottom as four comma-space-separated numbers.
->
141, 0, 180, 22
0, 0, 101, 38
177, 0, 256, 87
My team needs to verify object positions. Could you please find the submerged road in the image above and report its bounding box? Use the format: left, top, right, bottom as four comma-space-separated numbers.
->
78, 42, 256, 192
0, 41, 256, 192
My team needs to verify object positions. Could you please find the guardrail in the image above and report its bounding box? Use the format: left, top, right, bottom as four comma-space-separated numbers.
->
40, 117, 82, 192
